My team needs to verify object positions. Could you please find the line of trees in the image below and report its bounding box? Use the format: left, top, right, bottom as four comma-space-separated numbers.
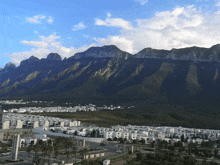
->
26, 137, 80, 164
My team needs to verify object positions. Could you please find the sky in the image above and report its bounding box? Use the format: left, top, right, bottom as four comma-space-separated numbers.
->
1, 0, 220, 67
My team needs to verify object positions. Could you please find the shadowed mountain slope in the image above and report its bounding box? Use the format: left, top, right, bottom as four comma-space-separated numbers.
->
1, 45, 220, 106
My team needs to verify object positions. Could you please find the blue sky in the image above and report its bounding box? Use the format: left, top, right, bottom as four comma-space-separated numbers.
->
1, 0, 220, 67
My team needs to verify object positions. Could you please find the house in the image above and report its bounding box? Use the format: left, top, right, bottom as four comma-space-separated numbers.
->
19, 137, 37, 147
44, 120, 50, 127
121, 132, 129, 140
157, 132, 166, 140
113, 132, 121, 139
35, 134, 50, 142
130, 132, 138, 140
2, 121, 10, 129
33, 121, 39, 128
16, 120, 23, 129
104, 131, 113, 140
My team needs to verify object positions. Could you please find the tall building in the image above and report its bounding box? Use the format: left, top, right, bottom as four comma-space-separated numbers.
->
11, 134, 20, 161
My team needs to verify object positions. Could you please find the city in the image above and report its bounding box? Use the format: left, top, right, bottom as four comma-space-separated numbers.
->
0, 104, 220, 164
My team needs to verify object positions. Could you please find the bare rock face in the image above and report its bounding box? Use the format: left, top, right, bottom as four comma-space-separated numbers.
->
3, 62, 16, 70
72, 45, 132, 59
47, 53, 62, 61
134, 44, 220, 62
20, 56, 39, 66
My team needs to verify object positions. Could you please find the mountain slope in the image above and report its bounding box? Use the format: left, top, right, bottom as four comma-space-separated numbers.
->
1, 45, 220, 106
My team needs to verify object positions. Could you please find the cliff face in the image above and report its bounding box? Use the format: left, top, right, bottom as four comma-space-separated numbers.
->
134, 44, 220, 62
0, 45, 220, 105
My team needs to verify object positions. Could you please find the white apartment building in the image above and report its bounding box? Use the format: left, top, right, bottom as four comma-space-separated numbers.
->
113, 132, 121, 139
121, 132, 129, 139
130, 132, 138, 140
104, 131, 113, 140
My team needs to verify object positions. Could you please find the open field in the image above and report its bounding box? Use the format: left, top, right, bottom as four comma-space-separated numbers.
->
24, 102, 220, 129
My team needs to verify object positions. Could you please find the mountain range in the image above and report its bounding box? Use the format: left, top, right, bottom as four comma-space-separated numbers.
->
1, 44, 220, 106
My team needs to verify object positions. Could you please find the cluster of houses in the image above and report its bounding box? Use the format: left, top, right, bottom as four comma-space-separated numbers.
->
48, 124, 220, 144
4, 104, 128, 113
2, 113, 80, 130
19, 134, 50, 148
6, 104, 97, 113
0, 100, 50, 105
2, 112, 220, 149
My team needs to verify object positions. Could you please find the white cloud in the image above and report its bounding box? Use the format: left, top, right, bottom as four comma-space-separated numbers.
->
9, 33, 93, 65
9, 5, 220, 65
94, 6, 220, 54
47, 16, 53, 24
216, 0, 220, 7
107, 13, 111, 17
135, 0, 148, 5
34, 31, 38, 34
20, 40, 48, 48
26, 15, 46, 24
83, 35, 89, 38
95, 36, 134, 54
26, 15, 53, 24
72, 22, 86, 31
95, 14, 133, 30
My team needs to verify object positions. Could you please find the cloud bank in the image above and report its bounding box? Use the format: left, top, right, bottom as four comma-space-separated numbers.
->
95, 6, 220, 54
9, 33, 93, 65
9, 5, 220, 65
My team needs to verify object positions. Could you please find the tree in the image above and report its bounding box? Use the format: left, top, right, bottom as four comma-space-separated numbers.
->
33, 144, 41, 159
24, 141, 27, 148
38, 139, 44, 146
54, 142, 60, 159
79, 149, 89, 160
113, 137, 118, 141
65, 149, 71, 163
119, 138, 124, 143
6, 132, 10, 141
47, 145, 54, 158
33, 156, 41, 165
136, 152, 143, 161
181, 134, 185, 142
214, 149, 219, 157
107, 138, 112, 141
72, 145, 77, 163
141, 139, 145, 144
41, 142, 48, 158
27, 145, 32, 158
184, 155, 197, 165
54, 150, 60, 159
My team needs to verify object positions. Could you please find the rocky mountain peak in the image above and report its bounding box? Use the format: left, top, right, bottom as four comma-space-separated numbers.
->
47, 53, 62, 61
28, 56, 39, 62
210, 44, 220, 50
20, 56, 39, 66
4, 62, 16, 70
72, 45, 131, 59
135, 44, 220, 61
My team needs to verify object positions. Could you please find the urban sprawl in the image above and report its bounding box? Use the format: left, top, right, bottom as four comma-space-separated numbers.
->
0, 101, 220, 165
